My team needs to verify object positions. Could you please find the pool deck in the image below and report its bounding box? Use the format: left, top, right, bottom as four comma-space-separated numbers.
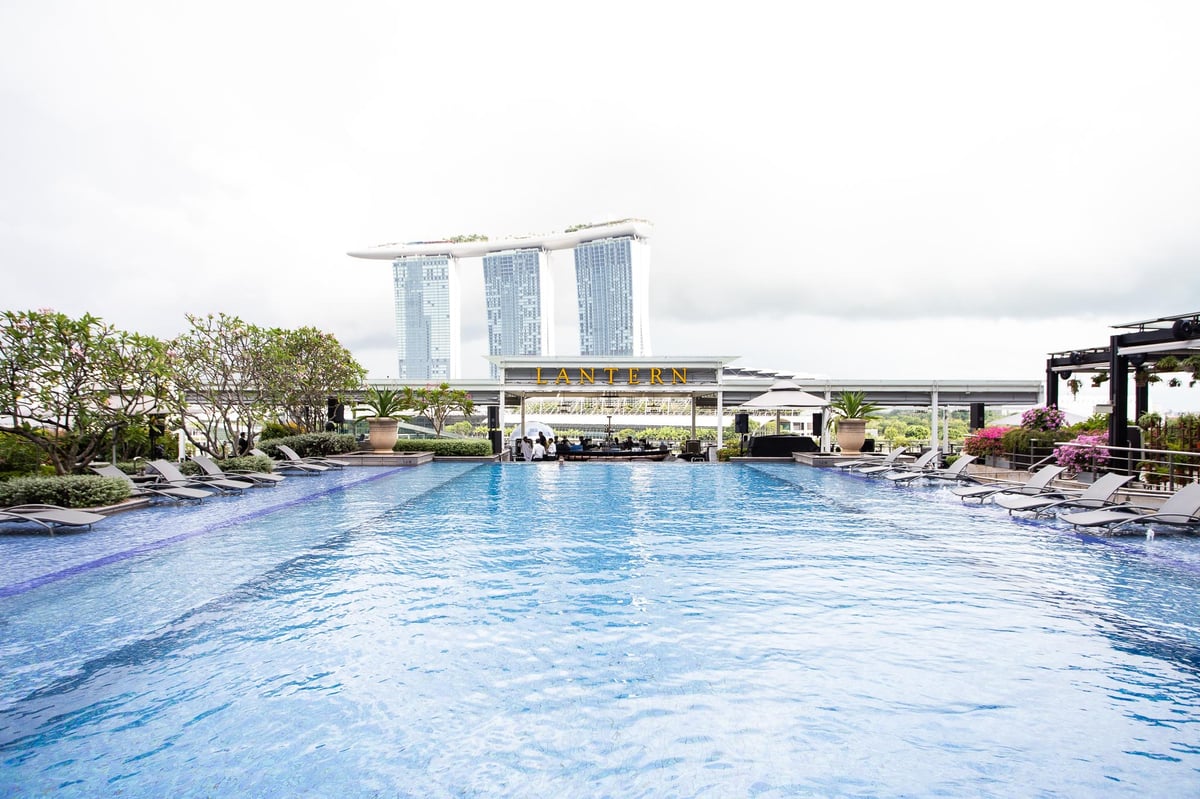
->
339, 451, 436, 466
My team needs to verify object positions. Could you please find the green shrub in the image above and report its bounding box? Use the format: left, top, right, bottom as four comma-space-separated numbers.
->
256, 433, 358, 459
170, 455, 279, 476
0, 432, 49, 478
392, 439, 493, 456
0, 475, 131, 508
260, 421, 301, 440
219, 455, 279, 474
999, 426, 1073, 455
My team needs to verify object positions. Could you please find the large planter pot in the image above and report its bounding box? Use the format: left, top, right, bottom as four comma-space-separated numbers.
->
836, 418, 867, 454
366, 417, 399, 453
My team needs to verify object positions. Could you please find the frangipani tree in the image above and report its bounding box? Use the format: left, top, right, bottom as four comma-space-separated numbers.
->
167, 313, 271, 457
259, 326, 367, 433
0, 309, 169, 474
403, 383, 475, 436
167, 314, 367, 455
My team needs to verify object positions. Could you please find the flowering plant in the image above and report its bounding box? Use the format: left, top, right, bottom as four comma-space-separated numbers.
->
1054, 432, 1110, 472
963, 426, 1011, 457
1021, 406, 1067, 431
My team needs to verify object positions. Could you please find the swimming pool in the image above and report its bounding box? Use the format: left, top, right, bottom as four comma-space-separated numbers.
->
3, 462, 1199, 796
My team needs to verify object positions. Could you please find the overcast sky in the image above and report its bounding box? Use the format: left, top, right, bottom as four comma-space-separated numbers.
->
3, 1, 1199, 416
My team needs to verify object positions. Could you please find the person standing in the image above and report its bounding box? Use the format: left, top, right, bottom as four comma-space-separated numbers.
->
532, 438, 546, 461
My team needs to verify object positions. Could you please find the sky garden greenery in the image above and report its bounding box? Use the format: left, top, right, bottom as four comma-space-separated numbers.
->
1, 309, 365, 476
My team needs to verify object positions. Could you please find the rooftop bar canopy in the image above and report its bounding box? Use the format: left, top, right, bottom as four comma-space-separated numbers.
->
365, 356, 1043, 452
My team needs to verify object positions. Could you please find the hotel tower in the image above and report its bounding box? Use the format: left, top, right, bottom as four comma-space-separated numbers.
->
349, 220, 652, 378
482, 248, 555, 378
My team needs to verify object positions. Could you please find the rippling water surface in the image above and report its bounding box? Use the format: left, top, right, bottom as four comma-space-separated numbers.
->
3, 462, 1200, 797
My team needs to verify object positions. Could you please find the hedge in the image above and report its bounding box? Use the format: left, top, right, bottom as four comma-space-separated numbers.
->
256, 432, 358, 459
169, 455, 279, 477
393, 439, 494, 457
0, 475, 131, 509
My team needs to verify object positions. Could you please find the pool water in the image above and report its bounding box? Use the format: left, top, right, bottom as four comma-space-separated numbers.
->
3, 462, 1200, 797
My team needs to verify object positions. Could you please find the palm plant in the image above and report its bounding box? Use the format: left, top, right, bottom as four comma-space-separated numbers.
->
360, 387, 407, 419
828, 391, 881, 420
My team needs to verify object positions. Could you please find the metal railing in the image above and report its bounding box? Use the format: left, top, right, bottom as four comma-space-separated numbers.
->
996, 442, 1199, 491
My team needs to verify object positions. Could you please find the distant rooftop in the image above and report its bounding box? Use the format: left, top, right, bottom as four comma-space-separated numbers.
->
347, 219, 653, 260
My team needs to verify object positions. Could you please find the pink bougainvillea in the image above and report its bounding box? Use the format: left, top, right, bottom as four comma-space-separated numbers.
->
1054, 432, 1110, 471
1021, 406, 1067, 431
963, 425, 1011, 457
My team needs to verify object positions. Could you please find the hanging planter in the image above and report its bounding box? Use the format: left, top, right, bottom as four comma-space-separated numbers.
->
1091, 371, 1110, 388
1067, 378, 1082, 398
1133, 367, 1161, 387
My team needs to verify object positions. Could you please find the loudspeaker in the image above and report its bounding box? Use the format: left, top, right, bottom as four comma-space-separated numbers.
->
969, 403, 985, 431
734, 413, 749, 434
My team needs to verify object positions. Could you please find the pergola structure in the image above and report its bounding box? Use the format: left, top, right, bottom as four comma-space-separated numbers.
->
1045, 311, 1200, 464
367, 356, 1043, 453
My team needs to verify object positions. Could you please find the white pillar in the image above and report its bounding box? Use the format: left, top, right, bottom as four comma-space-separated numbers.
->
716, 390, 725, 449
822, 388, 833, 452
499, 389, 506, 457
930, 388, 940, 453
690, 396, 697, 438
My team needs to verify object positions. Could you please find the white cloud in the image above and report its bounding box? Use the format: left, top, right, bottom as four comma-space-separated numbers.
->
3, 1, 1200, 414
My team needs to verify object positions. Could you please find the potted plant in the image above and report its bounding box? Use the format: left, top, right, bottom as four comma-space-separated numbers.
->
359, 387, 407, 453
828, 391, 881, 454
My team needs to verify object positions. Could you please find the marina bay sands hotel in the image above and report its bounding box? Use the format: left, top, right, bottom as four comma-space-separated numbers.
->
348, 220, 652, 379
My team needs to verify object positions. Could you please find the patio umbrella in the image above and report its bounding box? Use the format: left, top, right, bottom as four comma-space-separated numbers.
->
740, 380, 828, 435
740, 380, 829, 410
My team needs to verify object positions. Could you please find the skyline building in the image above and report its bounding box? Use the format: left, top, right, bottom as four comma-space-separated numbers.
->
482, 248, 555, 378
574, 235, 651, 357
349, 220, 652, 378
391, 255, 460, 380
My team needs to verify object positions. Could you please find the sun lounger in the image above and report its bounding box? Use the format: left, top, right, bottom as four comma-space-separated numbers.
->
190, 454, 284, 485
951, 465, 1065, 503
90, 463, 214, 503
250, 448, 328, 474
885, 454, 978, 483
0, 504, 106, 532
860, 448, 939, 477
277, 444, 348, 469
1059, 482, 1200, 533
994, 472, 1134, 517
837, 448, 905, 471
147, 459, 252, 494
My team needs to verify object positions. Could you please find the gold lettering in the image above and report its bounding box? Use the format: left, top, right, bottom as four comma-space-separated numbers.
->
604, 367, 619, 384
649, 367, 664, 385
578, 368, 595, 385
628, 367, 640, 384
671, 368, 687, 384
555, 368, 570, 385
535, 367, 548, 385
